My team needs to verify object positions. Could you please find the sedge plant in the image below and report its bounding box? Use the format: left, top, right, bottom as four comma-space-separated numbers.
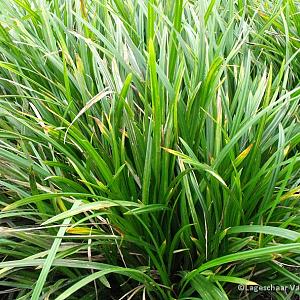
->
0, 0, 300, 299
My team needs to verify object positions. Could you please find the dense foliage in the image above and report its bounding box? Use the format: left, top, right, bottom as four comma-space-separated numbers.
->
0, 0, 300, 299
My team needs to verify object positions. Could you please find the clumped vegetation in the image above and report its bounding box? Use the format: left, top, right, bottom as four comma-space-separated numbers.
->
0, 0, 299, 299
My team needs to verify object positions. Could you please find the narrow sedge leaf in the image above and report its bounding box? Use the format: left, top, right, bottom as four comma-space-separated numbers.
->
224, 225, 300, 241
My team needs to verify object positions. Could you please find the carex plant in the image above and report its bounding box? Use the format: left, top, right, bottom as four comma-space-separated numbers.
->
0, 0, 299, 299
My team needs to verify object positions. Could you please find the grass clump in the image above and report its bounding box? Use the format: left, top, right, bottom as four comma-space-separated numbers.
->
0, 0, 299, 299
